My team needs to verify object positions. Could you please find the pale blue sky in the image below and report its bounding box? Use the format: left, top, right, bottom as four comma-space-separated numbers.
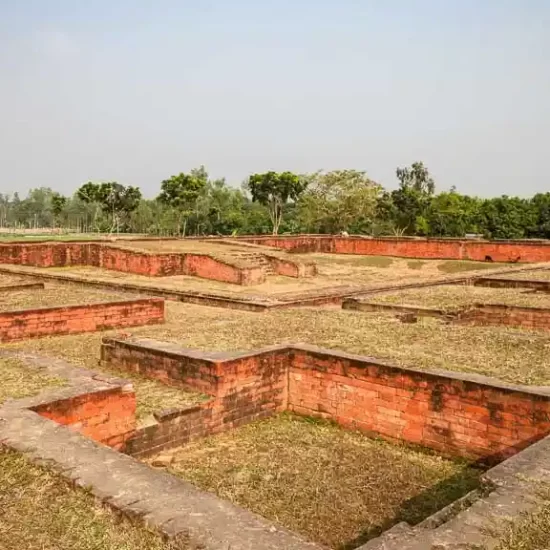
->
1, 0, 549, 197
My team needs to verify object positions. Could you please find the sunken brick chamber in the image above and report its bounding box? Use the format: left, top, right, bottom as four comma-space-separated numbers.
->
100, 338, 550, 464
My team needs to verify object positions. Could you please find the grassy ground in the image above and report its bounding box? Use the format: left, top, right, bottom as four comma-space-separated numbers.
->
368, 284, 550, 309
0, 447, 189, 550
0, 283, 133, 311
0, 357, 65, 405
435, 260, 509, 274
495, 498, 550, 550
0, 273, 31, 287
161, 413, 480, 549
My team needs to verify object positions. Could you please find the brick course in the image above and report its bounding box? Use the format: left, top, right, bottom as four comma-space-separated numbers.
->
101, 338, 550, 463
0, 298, 164, 342
239, 235, 550, 263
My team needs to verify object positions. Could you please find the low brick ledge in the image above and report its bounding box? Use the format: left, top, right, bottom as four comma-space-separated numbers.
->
0, 297, 165, 342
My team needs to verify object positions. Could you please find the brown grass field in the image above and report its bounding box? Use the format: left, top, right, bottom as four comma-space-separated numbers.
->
368, 284, 550, 309
160, 413, 480, 549
0, 283, 133, 311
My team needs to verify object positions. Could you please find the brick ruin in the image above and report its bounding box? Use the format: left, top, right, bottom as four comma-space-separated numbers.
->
0, 240, 316, 285
3, 235, 550, 548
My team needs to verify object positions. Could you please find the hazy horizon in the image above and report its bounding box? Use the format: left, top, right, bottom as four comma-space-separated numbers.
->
1, 0, 549, 198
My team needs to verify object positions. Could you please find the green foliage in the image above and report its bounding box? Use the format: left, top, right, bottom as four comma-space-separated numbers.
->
157, 168, 207, 235
247, 171, 307, 234
77, 182, 142, 233
297, 170, 382, 234
1, 161, 549, 240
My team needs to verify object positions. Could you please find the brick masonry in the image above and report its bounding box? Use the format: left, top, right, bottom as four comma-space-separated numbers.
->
0, 298, 164, 342
0, 282, 45, 292
0, 350, 137, 450
344, 297, 550, 332
0, 241, 313, 285
102, 339, 550, 463
239, 234, 550, 263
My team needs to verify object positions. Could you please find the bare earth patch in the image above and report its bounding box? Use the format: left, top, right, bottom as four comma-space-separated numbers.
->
161, 413, 480, 549
368, 284, 550, 309
0, 283, 133, 311
0, 448, 189, 550
0, 356, 65, 405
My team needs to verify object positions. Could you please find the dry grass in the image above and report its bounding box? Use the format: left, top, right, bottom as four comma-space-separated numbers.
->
495, 499, 550, 550
162, 413, 480, 549
494, 269, 550, 281
0, 283, 132, 311
0, 448, 189, 550
368, 284, 550, 309
436, 260, 509, 274
0, 273, 31, 287
0, 357, 65, 404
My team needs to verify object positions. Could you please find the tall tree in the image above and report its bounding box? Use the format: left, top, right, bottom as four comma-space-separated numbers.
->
77, 182, 141, 233
246, 171, 307, 234
157, 168, 207, 236
392, 161, 436, 234
298, 170, 382, 234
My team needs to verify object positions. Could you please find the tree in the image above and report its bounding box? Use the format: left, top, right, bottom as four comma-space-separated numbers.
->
246, 171, 307, 234
298, 170, 382, 234
157, 168, 207, 236
51, 193, 67, 227
391, 162, 436, 234
426, 191, 481, 237
77, 182, 142, 233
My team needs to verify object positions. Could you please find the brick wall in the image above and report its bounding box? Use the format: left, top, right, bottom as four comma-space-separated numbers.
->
0, 242, 267, 285
31, 386, 136, 450
474, 277, 550, 291
239, 235, 550, 263
455, 303, 550, 332
101, 338, 550, 463
0, 298, 164, 342
101, 339, 288, 457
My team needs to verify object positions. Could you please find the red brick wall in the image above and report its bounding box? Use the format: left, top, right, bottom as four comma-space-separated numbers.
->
289, 347, 550, 463
0, 298, 164, 342
239, 235, 550, 263
101, 339, 289, 456
101, 339, 550, 463
31, 386, 136, 450
455, 303, 550, 332
0, 242, 267, 285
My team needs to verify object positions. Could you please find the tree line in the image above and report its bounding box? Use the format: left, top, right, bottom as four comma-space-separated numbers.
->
1, 162, 549, 239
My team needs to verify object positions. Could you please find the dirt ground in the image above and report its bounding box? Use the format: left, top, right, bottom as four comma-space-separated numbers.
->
369, 284, 550, 309
160, 413, 480, 549
0, 283, 133, 311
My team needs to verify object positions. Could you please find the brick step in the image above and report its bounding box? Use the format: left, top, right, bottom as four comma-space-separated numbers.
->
233, 253, 275, 275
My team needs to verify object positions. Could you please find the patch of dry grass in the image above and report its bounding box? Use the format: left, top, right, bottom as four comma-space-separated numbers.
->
0, 448, 189, 550
437, 260, 510, 274
0, 357, 65, 404
163, 413, 480, 549
494, 269, 550, 281
494, 499, 550, 550
0, 283, 132, 311
0, 273, 31, 287
368, 284, 550, 309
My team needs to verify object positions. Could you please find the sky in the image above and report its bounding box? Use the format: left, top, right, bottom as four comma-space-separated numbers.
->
1, 0, 549, 198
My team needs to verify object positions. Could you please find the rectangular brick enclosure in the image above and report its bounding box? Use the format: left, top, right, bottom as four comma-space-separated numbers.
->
0, 298, 164, 342
0, 241, 315, 285
101, 338, 550, 464
238, 235, 550, 262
